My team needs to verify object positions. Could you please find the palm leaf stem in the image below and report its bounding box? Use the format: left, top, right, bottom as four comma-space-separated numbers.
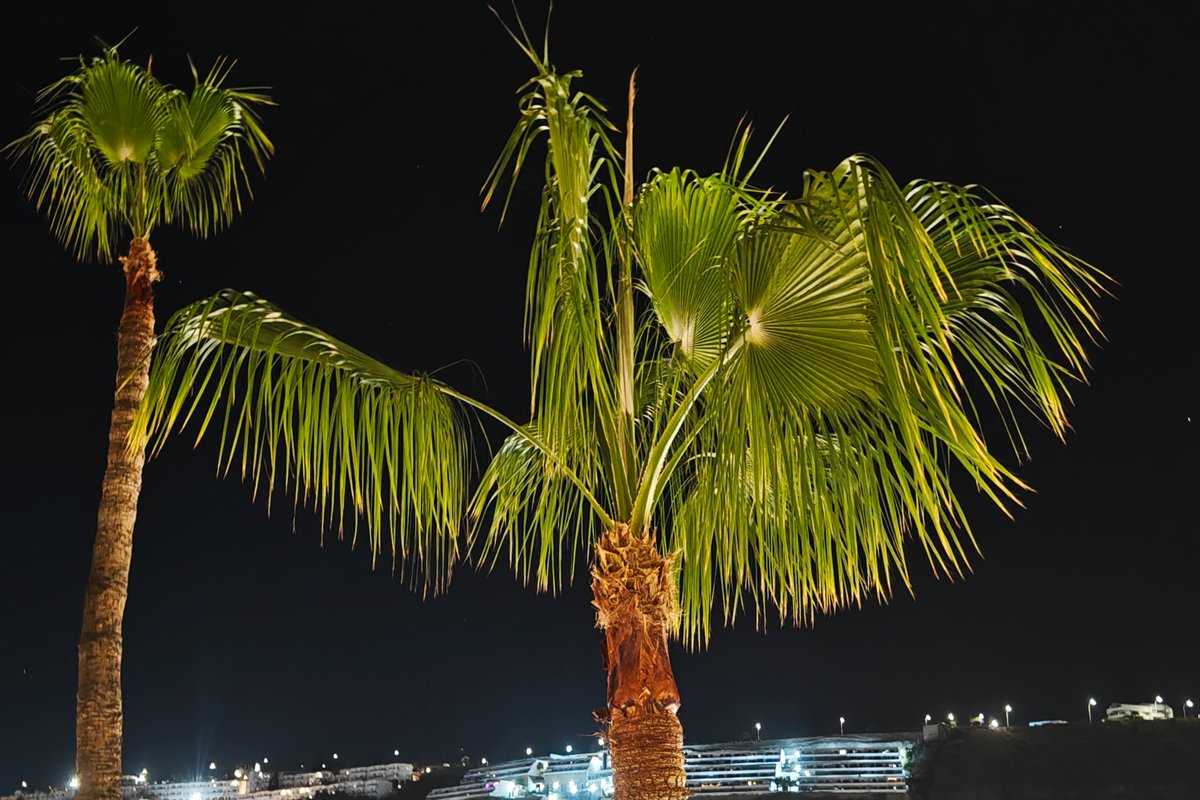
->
629, 336, 745, 534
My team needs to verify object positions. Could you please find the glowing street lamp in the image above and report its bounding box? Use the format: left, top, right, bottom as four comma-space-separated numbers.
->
209, 763, 217, 772
598, 737, 605, 747
1004, 704, 1012, 727
924, 714, 931, 727
526, 747, 533, 756
988, 718, 1000, 730
947, 713, 956, 727
1154, 695, 1163, 717
481, 758, 488, 766
839, 717, 845, 735
755, 722, 761, 741
1185, 699, 1194, 719
565, 745, 573, 754
332, 753, 339, 761
1088, 698, 1097, 723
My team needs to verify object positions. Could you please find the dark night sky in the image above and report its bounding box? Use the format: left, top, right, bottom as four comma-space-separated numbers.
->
2, 0, 1196, 790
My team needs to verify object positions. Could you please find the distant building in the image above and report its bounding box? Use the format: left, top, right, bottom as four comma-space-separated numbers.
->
1106, 701, 1175, 721
336, 765, 412, 785
6, 762, 412, 800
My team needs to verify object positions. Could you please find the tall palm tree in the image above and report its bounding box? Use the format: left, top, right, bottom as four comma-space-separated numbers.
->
135, 33, 1105, 800
7, 46, 272, 800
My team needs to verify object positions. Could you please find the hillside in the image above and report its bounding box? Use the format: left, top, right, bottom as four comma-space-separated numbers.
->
908, 720, 1200, 800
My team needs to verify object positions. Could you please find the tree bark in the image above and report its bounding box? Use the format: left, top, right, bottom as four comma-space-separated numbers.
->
592, 524, 688, 800
76, 238, 159, 800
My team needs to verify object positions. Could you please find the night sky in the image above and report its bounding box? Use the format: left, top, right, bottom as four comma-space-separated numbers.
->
2, 0, 1196, 790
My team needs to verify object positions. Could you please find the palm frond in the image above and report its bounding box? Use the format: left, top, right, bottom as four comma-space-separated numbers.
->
481, 34, 620, 522
134, 290, 470, 593
634, 169, 742, 375
656, 155, 1107, 645
468, 422, 603, 593
159, 58, 275, 238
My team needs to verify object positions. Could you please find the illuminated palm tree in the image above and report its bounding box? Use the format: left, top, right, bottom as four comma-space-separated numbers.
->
7, 46, 272, 800
136, 33, 1104, 800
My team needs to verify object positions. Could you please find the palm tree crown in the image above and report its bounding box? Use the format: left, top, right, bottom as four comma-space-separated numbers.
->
136, 35, 1107, 648
9, 44, 272, 260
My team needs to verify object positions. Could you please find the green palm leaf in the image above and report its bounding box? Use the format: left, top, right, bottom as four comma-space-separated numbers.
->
634, 169, 741, 374
648, 155, 1108, 645
469, 423, 601, 593
135, 290, 471, 591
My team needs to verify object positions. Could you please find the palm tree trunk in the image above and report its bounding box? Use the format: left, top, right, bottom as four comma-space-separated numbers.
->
76, 238, 159, 800
592, 525, 688, 800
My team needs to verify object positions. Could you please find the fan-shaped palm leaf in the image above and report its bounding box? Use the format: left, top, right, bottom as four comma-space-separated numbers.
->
137, 290, 472, 590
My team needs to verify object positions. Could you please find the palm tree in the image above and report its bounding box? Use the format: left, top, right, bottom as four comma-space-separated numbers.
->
7, 46, 272, 800
135, 33, 1105, 800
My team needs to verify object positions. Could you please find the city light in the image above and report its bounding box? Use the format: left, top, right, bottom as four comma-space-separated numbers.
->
988, 718, 1000, 730
69, 777, 80, 790
924, 714, 931, 725
1004, 704, 1012, 727
947, 713, 955, 726
1186, 699, 1195, 718
395, 750, 400, 757
565, 745, 573, 753
839, 717, 845, 735
234, 770, 243, 780
598, 737, 605, 747
481, 758, 488, 766
333, 753, 339, 760
755, 722, 761, 741
263, 758, 269, 765
209, 763, 217, 771
1088, 698, 1098, 723
21, 783, 27, 790
526, 747, 533, 756
254, 764, 261, 774
189, 793, 202, 800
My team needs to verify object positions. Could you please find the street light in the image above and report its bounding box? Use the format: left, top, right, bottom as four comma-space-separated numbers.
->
1185, 699, 1194, 719
565, 745, 573, 754
1154, 695, 1163, 717
209, 763, 217, 772
1004, 704, 1012, 728
947, 713, 956, 726
839, 717, 845, 735
332, 754, 339, 761
598, 737, 605, 747
526, 747, 533, 756
755, 722, 761, 741
1088, 698, 1097, 723
924, 714, 932, 727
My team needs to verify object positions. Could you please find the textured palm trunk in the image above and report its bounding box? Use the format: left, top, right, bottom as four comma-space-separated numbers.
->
76, 238, 159, 800
592, 525, 688, 800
